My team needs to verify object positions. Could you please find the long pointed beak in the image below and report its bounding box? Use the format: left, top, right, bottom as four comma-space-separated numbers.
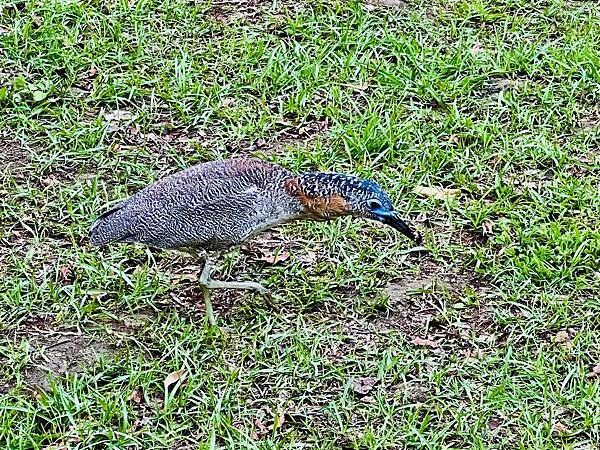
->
373, 208, 422, 245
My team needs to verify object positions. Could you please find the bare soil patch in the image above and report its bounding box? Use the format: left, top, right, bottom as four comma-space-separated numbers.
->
228, 118, 330, 158
207, 0, 301, 24
0, 137, 30, 176
4, 319, 113, 391
380, 257, 499, 348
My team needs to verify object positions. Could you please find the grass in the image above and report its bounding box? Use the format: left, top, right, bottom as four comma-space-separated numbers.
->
1, 0, 599, 448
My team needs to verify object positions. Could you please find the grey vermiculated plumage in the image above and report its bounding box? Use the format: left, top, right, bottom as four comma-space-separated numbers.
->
90, 158, 303, 250
90, 157, 420, 251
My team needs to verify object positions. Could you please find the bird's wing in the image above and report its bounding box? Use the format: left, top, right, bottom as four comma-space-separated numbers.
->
89, 160, 286, 248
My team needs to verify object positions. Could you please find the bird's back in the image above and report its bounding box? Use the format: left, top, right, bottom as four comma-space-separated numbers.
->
90, 158, 301, 251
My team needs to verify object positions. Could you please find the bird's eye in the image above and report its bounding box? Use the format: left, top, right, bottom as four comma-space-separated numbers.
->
366, 199, 382, 210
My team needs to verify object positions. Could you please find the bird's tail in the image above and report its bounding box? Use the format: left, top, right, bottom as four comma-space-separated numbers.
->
89, 202, 133, 246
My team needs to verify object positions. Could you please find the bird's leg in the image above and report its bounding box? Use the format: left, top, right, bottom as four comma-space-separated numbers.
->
199, 259, 217, 326
198, 258, 272, 325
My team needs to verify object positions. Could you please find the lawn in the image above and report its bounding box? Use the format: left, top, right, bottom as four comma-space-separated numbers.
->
1, 0, 599, 448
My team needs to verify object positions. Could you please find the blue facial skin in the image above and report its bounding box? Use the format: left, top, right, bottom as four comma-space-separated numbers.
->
300, 173, 421, 244
358, 179, 421, 244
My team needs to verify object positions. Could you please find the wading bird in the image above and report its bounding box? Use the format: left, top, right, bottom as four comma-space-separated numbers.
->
90, 157, 421, 325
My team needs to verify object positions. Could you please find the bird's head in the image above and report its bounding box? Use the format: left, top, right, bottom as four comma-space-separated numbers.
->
287, 172, 422, 244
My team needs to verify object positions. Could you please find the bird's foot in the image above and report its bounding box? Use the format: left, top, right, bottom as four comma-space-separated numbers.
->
199, 279, 272, 326
205, 280, 271, 298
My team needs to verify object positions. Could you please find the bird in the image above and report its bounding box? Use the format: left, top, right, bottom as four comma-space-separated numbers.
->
90, 157, 421, 325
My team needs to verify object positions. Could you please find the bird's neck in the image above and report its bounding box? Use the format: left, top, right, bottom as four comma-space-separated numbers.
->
284, 172, 354, 219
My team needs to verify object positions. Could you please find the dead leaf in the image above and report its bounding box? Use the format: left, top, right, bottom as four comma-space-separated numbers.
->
552, 421, 572, 434
482, 221, 493, 235
128, 387, 143, 404
30, 387, 45, 401
104, 110, 136, 122
104, 110, 137, 132
488, 417, 502, 430
411, 337, 439, 348
366, 0, 406, 6
273, 407, 285, 430
553, 330, 570, 343
484, 78, 515, 93
129, 416, 151, 432
58, 266, 71, 282
414, 212, 428, 223
254, 417, 269, 436
258, 251, 290, 265
300, 250, 318, 266
413, 186, 460, 200
221, 97, 236, 107
471, 42, 485, 54
163, 368, 187, 391
352, 377, 377, 396
42, 175, 59, 186
254, 137, 267, 148
585, 364, 600, 380
31, 13, 43, 27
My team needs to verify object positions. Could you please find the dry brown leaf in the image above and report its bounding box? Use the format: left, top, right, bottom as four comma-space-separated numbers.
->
487, 417, 502, 430
352, 377, 377, 395
130, 419, 143, 432
273, 407, 285, 430
482, 221, 493, 235
104, 110, 136, 122
471, 42, 485, 54
31, 13, 43, 27
104, 110, 137, 132
585, 364, 600, 380
128, 387, 143, 404
366, 0, 406, 6
58, 266, 71, 282
42, 175, 59, 186
552, 421, 572, 434
411, 337, 439, 348
31, 388, 44, 401
553, 330, 570, 343
413, 186, 460, 200
163, 368, 187, 391
173, 272, 198, 284
129, 416, 151, 432
221, 97, 236, 107
258, 251, 290, 265
254, 417, 269, 436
